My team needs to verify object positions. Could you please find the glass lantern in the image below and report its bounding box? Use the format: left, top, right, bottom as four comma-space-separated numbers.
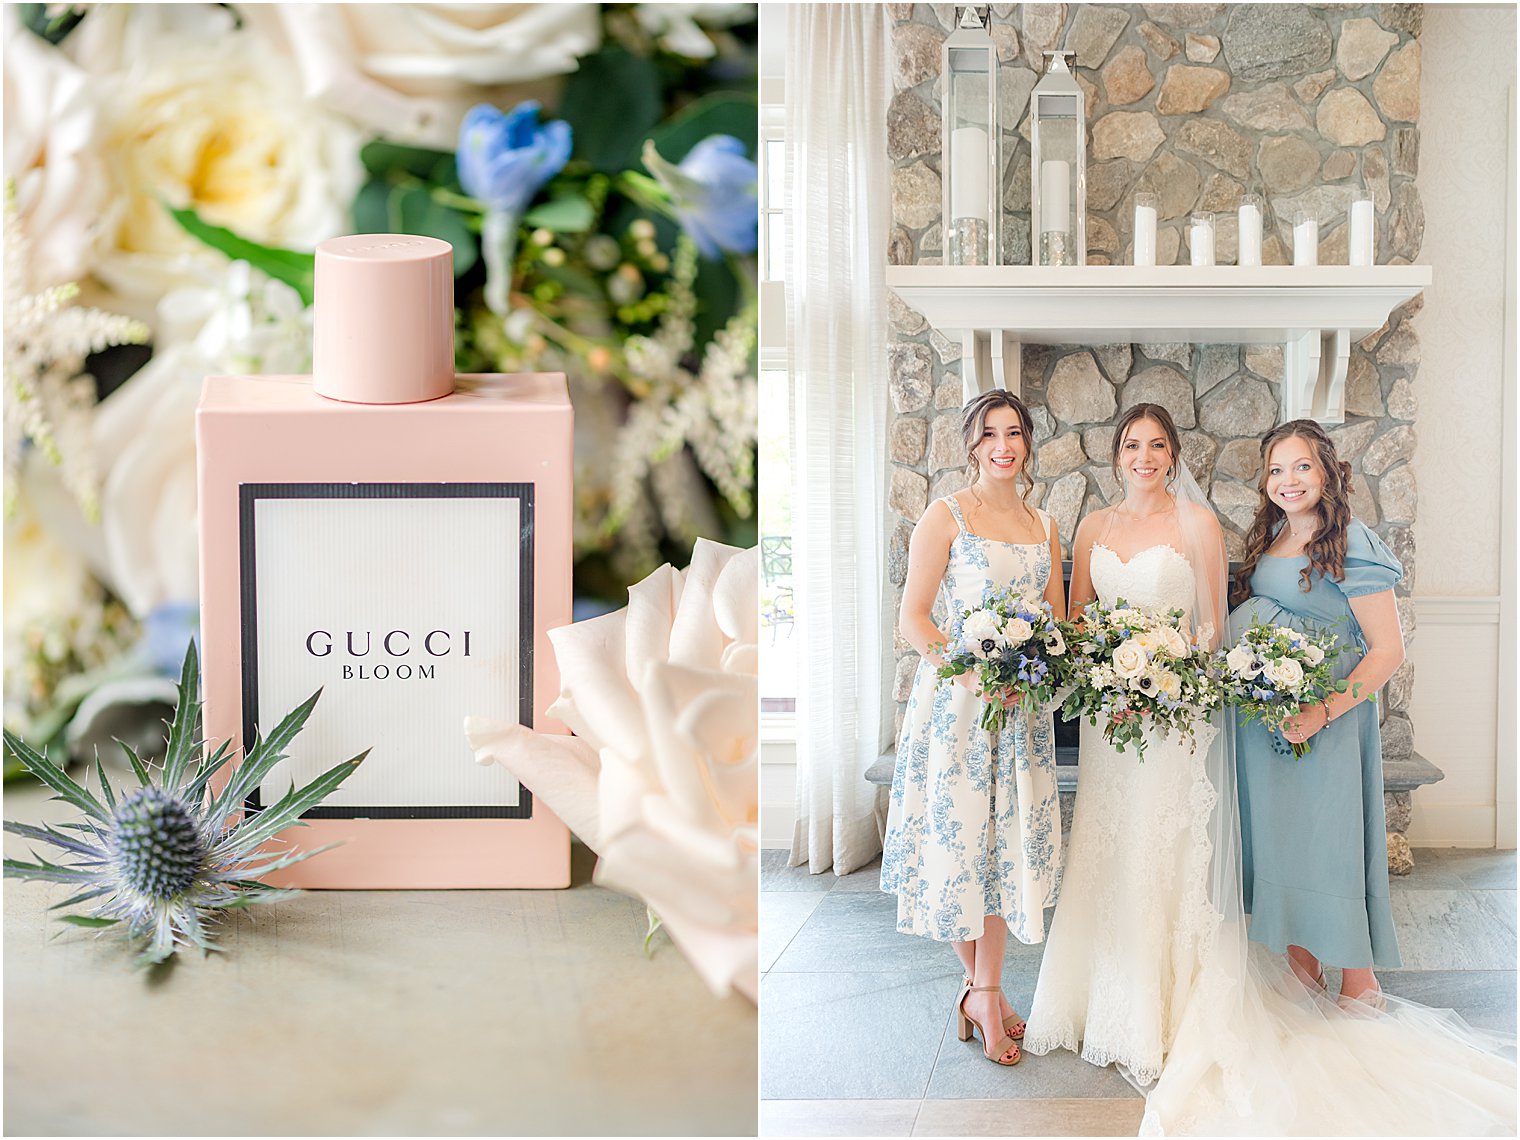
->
941, 6, 999, 266
1030, 51, 1085, 267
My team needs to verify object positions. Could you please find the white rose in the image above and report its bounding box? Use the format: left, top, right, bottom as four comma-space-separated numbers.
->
1111, 640, 1148, 680
1161, 626, 1190, 659
1155, 669, 1183, 701
1266, 657, 1305, 691
57, 6, 363, 310
636, 4, 754, 59
1303, 643, 1325, 666
467, 540, 758, 1001
3, 7, 108, 287
1004, 617, 1034, 647
94, 264, 312, 617
241, 4, 602, 149
1226, 645, 1260, 679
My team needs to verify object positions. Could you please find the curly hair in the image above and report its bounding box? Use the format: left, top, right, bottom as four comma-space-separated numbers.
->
1110, 403, 1182, 487
962, 388, 1037, 500
1230, 419, 1354, 606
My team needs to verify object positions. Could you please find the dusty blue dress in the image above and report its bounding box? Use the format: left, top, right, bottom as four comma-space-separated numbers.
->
1228, 520, 1404, 969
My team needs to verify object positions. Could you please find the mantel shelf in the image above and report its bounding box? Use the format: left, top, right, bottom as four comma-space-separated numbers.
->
884, 264, 1432, 425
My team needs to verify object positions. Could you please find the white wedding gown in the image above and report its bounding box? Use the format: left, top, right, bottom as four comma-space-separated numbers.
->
1023, 543, 1218, 1083
1023, 543, 1517, 1135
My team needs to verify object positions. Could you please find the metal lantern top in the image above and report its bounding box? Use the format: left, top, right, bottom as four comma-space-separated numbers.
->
941, 6, 1000, 266
1030, 51, 1086, 267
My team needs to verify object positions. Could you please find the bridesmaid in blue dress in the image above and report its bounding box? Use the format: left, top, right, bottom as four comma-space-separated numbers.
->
1227, 420, 1406, 1007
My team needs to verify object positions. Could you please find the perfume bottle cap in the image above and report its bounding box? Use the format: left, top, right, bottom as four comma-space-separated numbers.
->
314, 234, 455, 404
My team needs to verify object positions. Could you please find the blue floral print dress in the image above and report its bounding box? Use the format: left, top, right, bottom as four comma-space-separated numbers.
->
881, 495, 1061, 944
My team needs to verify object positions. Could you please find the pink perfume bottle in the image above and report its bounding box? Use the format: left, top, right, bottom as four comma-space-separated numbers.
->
197, 235, 572, 888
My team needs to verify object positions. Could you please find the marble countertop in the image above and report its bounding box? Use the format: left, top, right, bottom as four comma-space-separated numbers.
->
4, 784, 756, 1136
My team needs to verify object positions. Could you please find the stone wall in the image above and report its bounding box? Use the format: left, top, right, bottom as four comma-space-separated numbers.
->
885, 3, 1423, 760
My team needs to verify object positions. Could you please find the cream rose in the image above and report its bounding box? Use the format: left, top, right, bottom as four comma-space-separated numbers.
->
241, 4, 602, 149
1112, 640, 1148, 680
1004, 617, 1034, 647
1155, 669, 1183, 702
466, 540, 758, 1002
1265, 657, 1305, 692
1160, 626, 1190, 659
58, 5, 362, 310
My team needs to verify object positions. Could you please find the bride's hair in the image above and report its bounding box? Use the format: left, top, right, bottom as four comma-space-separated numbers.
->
1111, 403, 1182, 487
962, 388, 1036, 498
1230, 419, 1354, 606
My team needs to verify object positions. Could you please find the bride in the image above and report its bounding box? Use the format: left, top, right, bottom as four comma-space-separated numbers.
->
1023, 403, 1516, 1134
1022, 403, 1227, 1082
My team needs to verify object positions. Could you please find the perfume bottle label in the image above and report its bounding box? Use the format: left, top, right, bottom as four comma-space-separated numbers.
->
239, 483, 534, 819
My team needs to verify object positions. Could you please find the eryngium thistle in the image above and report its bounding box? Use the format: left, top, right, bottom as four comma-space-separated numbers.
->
4, 641, 366, 966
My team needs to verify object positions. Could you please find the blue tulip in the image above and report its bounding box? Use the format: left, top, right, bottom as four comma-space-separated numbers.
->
641, 135, 758, 259
457, 102, 572, 216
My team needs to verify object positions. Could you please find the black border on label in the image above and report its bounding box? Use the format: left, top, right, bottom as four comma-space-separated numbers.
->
238, 482, 534, 820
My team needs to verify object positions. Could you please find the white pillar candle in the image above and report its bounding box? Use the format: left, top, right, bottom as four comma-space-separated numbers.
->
1190, 214, 1215, 266
1133, 203, 1157, 266
1349, 196, 1375, 266
1237, 201, 1262, 266
1293, 215, 1319, 266
950, 126, 990, 223
1040, 159, 1070, 233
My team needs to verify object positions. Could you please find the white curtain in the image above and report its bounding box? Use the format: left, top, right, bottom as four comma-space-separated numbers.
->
786, 4, 892, 876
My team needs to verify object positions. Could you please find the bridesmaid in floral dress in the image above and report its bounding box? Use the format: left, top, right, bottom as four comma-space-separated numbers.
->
880, 389, 1065, 1067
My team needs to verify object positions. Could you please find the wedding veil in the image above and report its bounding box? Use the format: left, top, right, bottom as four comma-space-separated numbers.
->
1127, 463, 1516, 1135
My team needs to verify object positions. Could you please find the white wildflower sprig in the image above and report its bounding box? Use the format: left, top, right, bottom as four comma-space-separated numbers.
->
604, 235, 758, 577
3, 186, 149, 519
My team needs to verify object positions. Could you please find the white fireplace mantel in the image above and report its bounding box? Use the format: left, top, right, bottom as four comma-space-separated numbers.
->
885, 264, 1432, 424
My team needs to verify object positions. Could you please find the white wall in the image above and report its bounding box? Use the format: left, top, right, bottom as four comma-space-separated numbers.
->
1408, 3, 1516, 847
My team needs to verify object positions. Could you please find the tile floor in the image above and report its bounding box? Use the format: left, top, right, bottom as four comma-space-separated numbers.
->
759, 847, 1516, 1138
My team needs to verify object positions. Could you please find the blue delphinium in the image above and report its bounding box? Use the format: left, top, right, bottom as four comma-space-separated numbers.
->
641, 135, 758, 259
457, 101, 573, 314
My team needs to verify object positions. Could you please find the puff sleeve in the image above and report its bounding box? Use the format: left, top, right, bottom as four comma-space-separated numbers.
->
1339, 520, 1404, 598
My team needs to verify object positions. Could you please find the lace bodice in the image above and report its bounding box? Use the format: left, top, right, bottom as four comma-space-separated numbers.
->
1091, 544, 1195, 620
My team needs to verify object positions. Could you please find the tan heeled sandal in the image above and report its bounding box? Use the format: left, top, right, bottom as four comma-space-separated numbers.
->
1338, 983, 1387, 1013
957, 983, 1022, 1066
962, 976, 1025, 1039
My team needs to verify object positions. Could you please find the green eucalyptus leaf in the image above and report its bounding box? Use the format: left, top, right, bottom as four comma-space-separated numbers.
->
646, 92, 759, 163
559, 48, 662, 172
168, 208, 316, 307
523, 196, 596, 234
359, 140, 458, 187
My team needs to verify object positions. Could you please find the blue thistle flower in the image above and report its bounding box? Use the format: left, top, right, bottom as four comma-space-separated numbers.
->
3, 643, 366, 967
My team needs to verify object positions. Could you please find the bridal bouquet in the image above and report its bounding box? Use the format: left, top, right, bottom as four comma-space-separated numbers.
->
1220, 622, 1352, 758
937, 591, 1077, 733
1060, 599, 1223, 761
